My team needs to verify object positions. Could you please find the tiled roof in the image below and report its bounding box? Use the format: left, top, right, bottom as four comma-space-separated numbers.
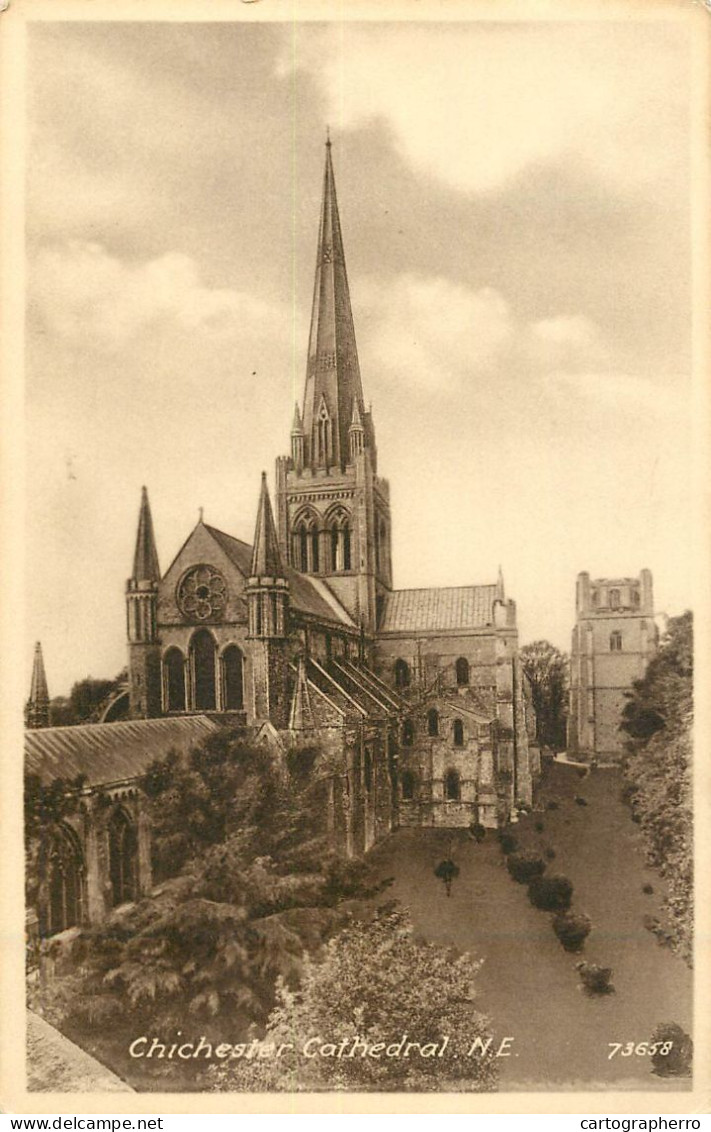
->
24, 716, 219, 789
379, 585, 498, 633
204, 525, 354, 628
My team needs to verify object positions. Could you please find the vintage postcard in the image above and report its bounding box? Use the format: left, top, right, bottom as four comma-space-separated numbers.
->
1, 0, 709, 1115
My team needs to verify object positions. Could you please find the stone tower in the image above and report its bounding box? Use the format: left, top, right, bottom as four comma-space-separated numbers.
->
126, 486, 162, 718
247, 473, 290, 726
26, 641, 50, 729
568, 569, 656, 763
275, 138, 392, 636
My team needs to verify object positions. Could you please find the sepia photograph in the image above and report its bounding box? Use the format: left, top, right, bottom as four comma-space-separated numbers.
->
2, 0, 708, 1110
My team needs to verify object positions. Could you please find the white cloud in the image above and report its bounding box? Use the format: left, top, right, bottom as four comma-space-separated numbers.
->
542, 370, 688, 419
524, 315, 609, 372
282, 24, 687, 195
359, 274, 515, 390
30, 242, 285, 347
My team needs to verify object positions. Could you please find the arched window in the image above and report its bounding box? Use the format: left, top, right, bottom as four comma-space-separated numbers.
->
455, 657, 470, 686
427, 708, 439, 736
164, 648, 185, 712
108, 808, 138, 907
610, 631, 622, 652
632, 590, 640, 607
42, 824, 84, 937
402, 718, 414, 747
609, 588, 621, 609
297, 523, 309, 572
453, 719, 464, 747
222, 645, 244, 710
591, 589, 599, 606
191, 629, 217, 710
343, 523, 351, 571
394, 658, 411, 689
445, 769, 461, 801
401, 770, 416, 801
327, 508, 351, 572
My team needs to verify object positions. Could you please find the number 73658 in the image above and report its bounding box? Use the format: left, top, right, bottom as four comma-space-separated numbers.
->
608, 1042, 673, 1059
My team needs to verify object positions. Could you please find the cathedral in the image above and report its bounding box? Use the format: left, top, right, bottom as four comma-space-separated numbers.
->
25, 141, 539, 938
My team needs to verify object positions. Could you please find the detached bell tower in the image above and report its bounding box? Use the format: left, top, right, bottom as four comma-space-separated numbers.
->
276, 138, 393, 635
126, 486, 162, 718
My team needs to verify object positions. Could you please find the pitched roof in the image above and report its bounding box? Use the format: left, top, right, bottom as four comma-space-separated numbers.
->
203, 524, 354, 627
378, 585, 498, 634
132, 486, 161, 582
24, 715, 219, 789
250, 473, 284, 578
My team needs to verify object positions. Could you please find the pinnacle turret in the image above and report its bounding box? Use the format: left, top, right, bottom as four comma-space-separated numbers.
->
26, 641, 50, 729
131, 486, 160, 582
251, 473, 284, 579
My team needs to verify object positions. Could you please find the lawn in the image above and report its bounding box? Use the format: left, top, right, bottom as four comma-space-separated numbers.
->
366, 760, 692, 1091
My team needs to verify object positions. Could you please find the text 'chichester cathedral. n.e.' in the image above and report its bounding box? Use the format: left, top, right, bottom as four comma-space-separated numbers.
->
26, 142, 655, 939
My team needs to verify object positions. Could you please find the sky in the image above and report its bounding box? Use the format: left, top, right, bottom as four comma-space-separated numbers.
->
24, 17, 695, 697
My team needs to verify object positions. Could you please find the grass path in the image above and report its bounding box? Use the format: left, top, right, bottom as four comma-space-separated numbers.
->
367, 762, 692, 1091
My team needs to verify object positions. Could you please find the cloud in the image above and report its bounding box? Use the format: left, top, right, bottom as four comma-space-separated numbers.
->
282, 24, 687, 196
30, 242, 286, 347
359, 274, 515, 390
524, 315, 609, 372
541, 370, 688, 419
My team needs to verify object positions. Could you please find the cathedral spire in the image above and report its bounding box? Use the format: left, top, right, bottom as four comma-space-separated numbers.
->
132, 486, 160, 582
26, 641, 50, 729
302, 139, 368, 471
251, 472, 284, 578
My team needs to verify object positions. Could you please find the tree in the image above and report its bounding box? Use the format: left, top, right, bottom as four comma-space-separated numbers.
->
210, 908, 498, 1093
48, 671, 128, 727
520, 641, 569, 749
621, 612, 693, 964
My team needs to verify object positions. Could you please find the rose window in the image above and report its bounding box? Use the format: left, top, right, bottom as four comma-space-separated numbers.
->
177, 565, 227, 621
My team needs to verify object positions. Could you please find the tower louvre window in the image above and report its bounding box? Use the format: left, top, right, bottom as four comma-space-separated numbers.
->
402, 718, 414, 746
609, 588, 621, 609
427, 708, 439, 736
610, 631, 622, 652
453, 719, 464, 747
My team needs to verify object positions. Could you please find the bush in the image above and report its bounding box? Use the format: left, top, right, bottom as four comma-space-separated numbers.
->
545, 847, 556, 860
469, 822, 487, 843
528, 874, 573, 911
575, 961, 614, 995
552, 911, 592, 952
650, 1022, 693, 1077
574, 796, 588, 807
498, 833, 518, 855
642, 883, 654, 895
534, 821, 545, 833
507, 851, 546, 884
546, 800, 559, 811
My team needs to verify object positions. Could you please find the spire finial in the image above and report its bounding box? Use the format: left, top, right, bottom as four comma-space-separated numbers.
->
199, 506, 204, 522
326, 125, 331, 148
132, 485, 161, 582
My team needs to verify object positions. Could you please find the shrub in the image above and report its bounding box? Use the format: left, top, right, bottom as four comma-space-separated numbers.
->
650, 1022, 693, 1077
470, 822, 487, 843
534, 821, 545, 833
574, 796, 588, 807
642, 883, 654, 895
545, 847, 556, 860
552, 911, 592, 952
546, 800, 559, 811
577, 767, 587, 779
507, 852, 546, 884
528, 874, 573, 911
498, 833, 518, 855
575, 961, 614, 995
